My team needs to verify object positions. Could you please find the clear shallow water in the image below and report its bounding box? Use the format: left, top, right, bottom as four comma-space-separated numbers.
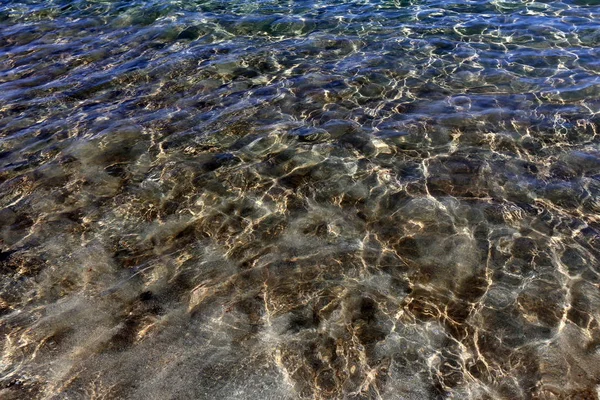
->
0, 0, 599, 398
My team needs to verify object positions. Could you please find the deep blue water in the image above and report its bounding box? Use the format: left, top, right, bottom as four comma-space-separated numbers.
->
1, 1, 600, 399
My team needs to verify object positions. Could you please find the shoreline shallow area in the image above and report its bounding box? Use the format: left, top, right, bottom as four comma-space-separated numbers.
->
1, 1, 600, 399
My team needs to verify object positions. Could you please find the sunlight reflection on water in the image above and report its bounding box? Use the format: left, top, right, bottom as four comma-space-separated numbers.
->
0, 0, 599, 398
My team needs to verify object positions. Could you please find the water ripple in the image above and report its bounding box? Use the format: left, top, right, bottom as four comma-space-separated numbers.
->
0, 0, 599, 399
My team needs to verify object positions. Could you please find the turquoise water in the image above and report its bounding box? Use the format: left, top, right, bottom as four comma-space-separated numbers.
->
1, 0, 600, 398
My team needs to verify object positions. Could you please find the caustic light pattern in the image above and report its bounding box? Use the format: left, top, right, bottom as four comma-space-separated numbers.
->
0, 0, 600, 399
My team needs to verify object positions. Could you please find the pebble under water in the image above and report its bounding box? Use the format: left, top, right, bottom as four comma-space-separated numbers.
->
1, 0, 600, 399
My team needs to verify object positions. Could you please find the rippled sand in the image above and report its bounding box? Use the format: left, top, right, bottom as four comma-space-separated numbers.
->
1, 0, 600, 399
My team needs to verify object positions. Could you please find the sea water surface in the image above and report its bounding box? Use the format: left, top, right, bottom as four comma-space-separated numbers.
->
1, 0, 600, 399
